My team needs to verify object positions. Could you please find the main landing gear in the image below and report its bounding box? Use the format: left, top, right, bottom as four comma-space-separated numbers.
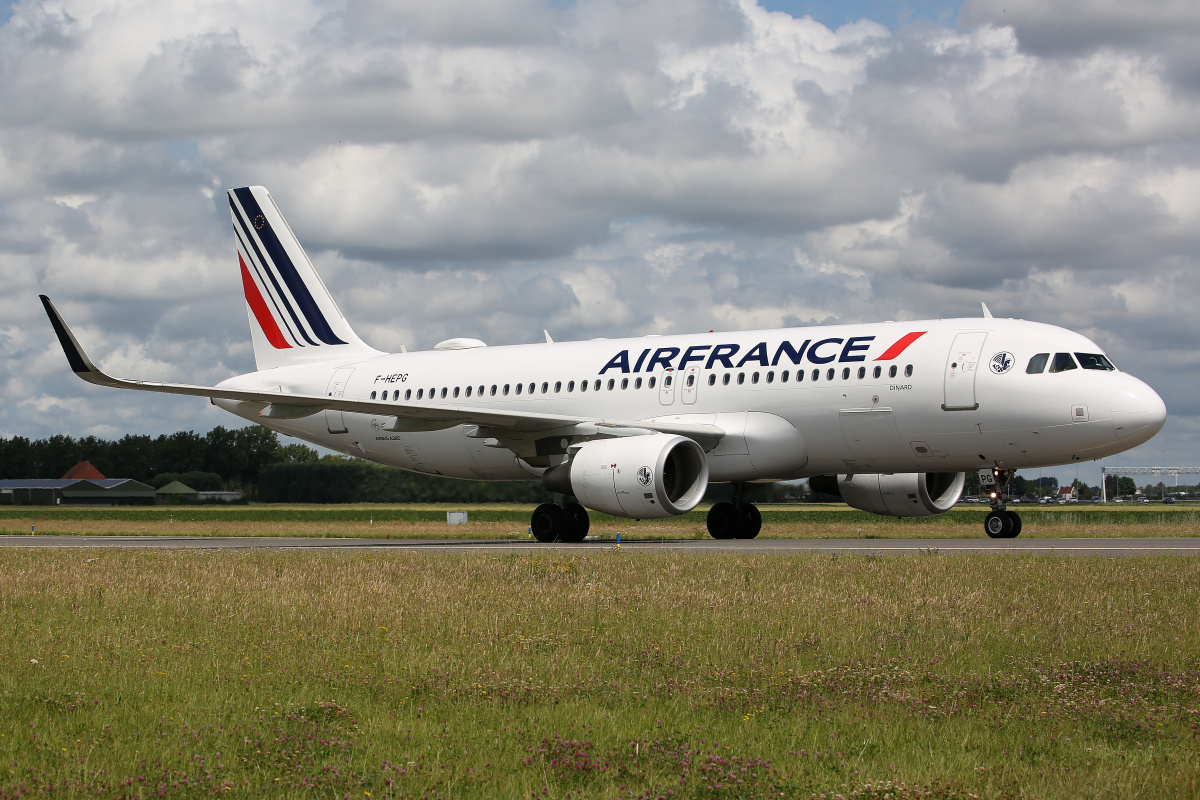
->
530, 501, 590, 543
706, 483, 762, 540
983, 468, 1022, 539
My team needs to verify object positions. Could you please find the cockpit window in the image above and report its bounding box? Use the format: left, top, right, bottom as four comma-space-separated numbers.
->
1026, 353, 1049, 374
1075, 353, 1116, 371
1049, 352, 1078, 373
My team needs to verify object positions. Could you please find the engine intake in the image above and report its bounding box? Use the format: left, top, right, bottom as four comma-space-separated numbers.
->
810, 472, 965, 518
543, 434, 709, 519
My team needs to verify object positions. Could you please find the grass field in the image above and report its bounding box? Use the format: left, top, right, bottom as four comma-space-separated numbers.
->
1, 549, 1198, 798
1, 503, 1198, 540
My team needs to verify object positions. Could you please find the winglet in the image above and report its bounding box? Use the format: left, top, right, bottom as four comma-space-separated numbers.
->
544, 330, 554, 344
981, 302, 993, 319
40, 295, 101, 376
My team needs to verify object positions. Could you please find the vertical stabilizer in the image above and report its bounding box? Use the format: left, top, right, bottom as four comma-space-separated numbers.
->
229, 186, 379, 370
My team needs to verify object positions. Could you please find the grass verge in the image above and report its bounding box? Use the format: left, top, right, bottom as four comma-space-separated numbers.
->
1, 550, 1198, 798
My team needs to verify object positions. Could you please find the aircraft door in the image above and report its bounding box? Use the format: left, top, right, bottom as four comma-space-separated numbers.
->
943, 332, 987, 410
325, 367, 355, 433
658, 368, 677, 406
681, 367, 700, 405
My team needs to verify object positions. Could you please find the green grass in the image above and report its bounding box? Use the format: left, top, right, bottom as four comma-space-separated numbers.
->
1, 550, 1198, 798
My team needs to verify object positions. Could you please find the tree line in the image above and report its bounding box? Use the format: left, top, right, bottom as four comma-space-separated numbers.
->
0, 427, 318, 493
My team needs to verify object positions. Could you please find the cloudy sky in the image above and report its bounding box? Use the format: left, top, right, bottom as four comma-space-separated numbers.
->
2, 0, 1198, 488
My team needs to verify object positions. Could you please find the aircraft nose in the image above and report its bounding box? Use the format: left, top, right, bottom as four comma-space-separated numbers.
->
1111, 378, 1167, 444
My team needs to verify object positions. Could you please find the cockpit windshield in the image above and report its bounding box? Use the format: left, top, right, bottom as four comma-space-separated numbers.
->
1048, 353, 1077, 373
1075, 353, 1116, 371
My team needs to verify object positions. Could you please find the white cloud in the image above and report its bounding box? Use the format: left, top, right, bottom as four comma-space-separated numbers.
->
1, 0, 1198, 482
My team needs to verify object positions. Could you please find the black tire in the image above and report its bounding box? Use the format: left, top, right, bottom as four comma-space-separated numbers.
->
531, 503, 567, 543
984, 510, 1013, 539
738, 504, 762, 539
562, 504, 590, 543
1005, 510, 1022, 538
707, 502, 741, 539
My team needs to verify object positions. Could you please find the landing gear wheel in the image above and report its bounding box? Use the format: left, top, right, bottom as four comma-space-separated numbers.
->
707, 502, 741, 539
1005, 509, 1022, 538
562, 504, 590, 542
738, 504, 762, 539
984, 510, 1013, 539
531, 503, 569, 543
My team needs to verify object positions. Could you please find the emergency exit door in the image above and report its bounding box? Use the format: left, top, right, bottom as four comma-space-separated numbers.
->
325, 367, 354, 433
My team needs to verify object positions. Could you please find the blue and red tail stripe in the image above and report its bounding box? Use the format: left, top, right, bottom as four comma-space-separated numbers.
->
230, 188, 346, 348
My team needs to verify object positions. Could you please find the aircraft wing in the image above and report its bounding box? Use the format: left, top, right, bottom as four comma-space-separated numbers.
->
41, 296, 725, 447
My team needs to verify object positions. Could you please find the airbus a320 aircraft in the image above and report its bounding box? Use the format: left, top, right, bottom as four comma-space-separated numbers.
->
41, 186, 1167, 541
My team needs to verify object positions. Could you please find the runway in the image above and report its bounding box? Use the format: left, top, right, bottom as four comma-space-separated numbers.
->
0, 535, 1197, 555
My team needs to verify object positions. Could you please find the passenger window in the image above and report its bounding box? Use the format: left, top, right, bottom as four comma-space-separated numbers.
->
621, 378, 629, 389
490, 385, 497, 396
515, 384, 523, 395
811, 369, 819, 381
648, 377, 656, 389
857, 367, 865, 379
873, 366, 881, 379
568, 381, 575, 392
635, 377, 643, 389
1049, 353, 1078, 373
478, 386, 484, 396
888, 365, 897, 378
594, 379, 601, 391
664, 375, 672, 387
905, 365, 913, 378
541, 382, 548, 394
686, 374, 695, 387
707, 374, 715, 386
751, 372, 759, 384
393, 390, 400, 401
528, 383, 535, 394
554, 381, 561, 392
441, 388, 448, 399
826, 368, 835, 381
1076, 353, 1116, 371
405, 389, 411, 401
766, 371, 774, 384
370, 391, 377, 399
605, 379, 613, 390
416, 389, 424, 400
453, 387, 460, 398
503, 384, 510, 396
723, 373, 731, 386
781, 370, 789, 383
842, 368, 850, 380
580, 380, 587, 392
737, 373, 745, 385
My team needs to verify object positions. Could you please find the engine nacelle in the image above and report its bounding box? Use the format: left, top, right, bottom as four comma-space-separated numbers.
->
810, 472, 965, 518
544, 434, 709, 519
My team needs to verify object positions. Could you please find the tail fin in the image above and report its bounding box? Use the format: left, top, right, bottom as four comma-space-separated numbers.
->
229, 186, 379, 370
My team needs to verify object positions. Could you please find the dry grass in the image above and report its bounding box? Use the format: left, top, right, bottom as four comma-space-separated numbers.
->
2, 512, 1197, 540
1, 549, 1198, 798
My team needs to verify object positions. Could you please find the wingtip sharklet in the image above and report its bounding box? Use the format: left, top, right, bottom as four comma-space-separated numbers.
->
39, 294, 100, 377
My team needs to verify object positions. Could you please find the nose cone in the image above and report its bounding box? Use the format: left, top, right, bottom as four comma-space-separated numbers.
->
1112, 379, 1167, 446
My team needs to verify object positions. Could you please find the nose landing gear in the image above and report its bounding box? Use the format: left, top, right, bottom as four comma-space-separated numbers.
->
982, 468, 1022, 539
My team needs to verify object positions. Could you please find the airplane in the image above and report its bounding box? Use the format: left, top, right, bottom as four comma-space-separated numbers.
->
40, 186, 1167, 541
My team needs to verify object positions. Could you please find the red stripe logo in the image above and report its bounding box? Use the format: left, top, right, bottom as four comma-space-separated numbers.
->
240, 253, 291, 350
874, 331, 926, 361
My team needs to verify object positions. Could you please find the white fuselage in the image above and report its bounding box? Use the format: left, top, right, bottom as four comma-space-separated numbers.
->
214, 317, 1166, 483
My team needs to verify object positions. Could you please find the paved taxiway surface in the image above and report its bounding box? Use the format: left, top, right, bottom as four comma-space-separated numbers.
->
0, 535, 1197, 555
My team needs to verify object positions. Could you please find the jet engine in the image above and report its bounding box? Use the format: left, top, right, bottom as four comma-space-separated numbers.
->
542, 434, 709, 519
809, 472, 965, 518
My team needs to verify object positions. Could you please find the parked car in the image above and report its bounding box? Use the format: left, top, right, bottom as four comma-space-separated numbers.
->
1164, 496, 1175, 504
